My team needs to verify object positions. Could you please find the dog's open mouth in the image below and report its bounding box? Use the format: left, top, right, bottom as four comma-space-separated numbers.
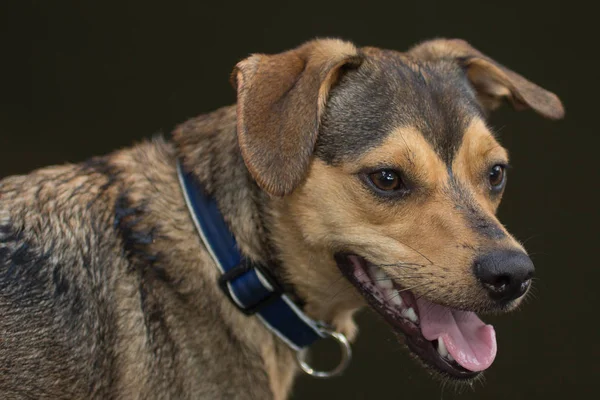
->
335, 254, 497, 380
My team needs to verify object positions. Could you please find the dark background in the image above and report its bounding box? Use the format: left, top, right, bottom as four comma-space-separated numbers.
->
1, 1, 597, 399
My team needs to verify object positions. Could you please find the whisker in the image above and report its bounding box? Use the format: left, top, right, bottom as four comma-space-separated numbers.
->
521, 234, 542, 247
377, 262, 424, 268
327, 285, 358, 301
323, 274, 351, 291
396, 241, 434, 265
396, 282, 432, 293
413, 286, 437, 301
377, 276, 429, 281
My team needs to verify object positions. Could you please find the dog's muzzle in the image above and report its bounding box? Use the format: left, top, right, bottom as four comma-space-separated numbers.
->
335, 253, 499, 380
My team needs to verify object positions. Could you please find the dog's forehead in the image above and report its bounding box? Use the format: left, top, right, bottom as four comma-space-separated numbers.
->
315, 49, 484, 166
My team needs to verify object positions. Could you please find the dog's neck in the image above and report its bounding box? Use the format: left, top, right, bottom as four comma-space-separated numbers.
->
172, 105, 361, 378
173, 104, 361, 336
173, 105, 304, 397
173, 106, 273, 264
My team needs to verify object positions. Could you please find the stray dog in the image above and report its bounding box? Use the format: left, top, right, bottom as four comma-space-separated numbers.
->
0, 38, 563, 399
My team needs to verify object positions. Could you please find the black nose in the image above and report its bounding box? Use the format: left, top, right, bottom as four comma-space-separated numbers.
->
474, 250, 534, 303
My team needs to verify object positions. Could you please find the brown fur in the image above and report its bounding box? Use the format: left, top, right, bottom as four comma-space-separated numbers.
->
408, 39, 564, 119
0, 38, 563, 398
234, 39, 362, 196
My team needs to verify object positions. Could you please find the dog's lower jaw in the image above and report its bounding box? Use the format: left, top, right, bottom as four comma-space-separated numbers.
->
282, 255, 363, 341
334, 253, 497, 381
267, 200, 367, 340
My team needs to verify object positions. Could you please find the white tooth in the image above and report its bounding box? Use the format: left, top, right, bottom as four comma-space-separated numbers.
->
380, 279, 393, 290
402, 307, 419, 323
437, 338, 449, 358
447, 353, 455, 362
372, 268, 392, 289
390, 290, 403, 307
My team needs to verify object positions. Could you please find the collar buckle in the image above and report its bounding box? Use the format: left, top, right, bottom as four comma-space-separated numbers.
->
217, 260, 283, 315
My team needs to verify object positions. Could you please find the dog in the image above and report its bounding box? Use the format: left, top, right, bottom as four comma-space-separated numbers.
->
0, 38, 563, 399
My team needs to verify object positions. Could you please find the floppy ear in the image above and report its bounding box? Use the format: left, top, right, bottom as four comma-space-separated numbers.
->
409, 39, 564, 120
232, 39, 362, 196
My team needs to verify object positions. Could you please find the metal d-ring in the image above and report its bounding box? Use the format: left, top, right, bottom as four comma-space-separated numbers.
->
296, 327, 352, 379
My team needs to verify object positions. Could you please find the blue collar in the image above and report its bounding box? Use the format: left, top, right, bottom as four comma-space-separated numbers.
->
177, 160, 337, 353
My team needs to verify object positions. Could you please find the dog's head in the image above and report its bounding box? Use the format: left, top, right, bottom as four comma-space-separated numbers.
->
232, 39, 563, 380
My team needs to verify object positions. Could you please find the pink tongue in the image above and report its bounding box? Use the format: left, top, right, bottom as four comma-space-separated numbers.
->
416, 298, 497, 372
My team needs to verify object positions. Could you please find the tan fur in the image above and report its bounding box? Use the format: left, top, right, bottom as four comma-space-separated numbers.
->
409, 39, 565, 119
274, 120, 526, 327
452, 119, 510, 214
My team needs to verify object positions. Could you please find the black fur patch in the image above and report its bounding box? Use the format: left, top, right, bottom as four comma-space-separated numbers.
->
81, 157, 121, 208
113, 190, 181, 363
52, 263, 70, 295
113, 191, 178, 285
0, 223, 50, 295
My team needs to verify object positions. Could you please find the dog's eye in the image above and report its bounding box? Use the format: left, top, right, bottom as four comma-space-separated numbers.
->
368, 169, 404, 192
489, 164, 506, 190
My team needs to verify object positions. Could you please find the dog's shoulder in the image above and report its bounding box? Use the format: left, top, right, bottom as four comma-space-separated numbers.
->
0, 137, 276, 398
0, 138, 180, 397
0, 137, 178, 280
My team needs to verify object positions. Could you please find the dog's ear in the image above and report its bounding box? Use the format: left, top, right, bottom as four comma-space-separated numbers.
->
232, 39, 362, 196
409, 39, 564, 120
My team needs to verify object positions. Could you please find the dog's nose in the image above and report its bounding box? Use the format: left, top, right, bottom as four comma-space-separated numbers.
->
474, 250, 534, 303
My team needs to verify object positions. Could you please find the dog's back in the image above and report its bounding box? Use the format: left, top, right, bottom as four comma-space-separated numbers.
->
0, 157, 125, 398
0, 138, 274, 399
